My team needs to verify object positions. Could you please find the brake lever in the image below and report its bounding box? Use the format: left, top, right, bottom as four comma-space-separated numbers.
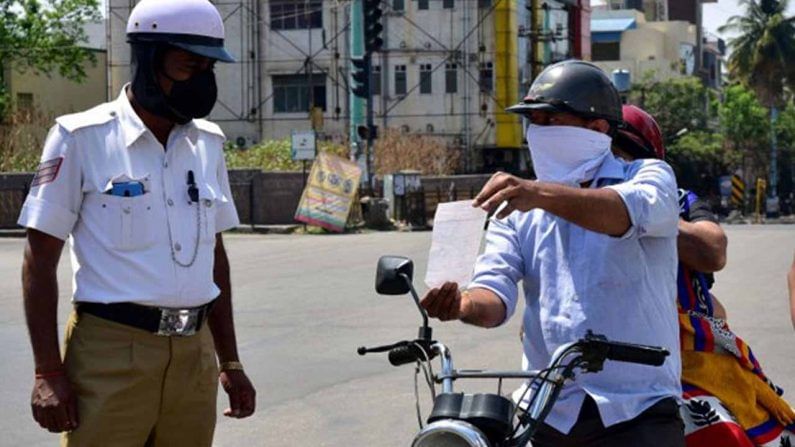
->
357, 340, 409, 356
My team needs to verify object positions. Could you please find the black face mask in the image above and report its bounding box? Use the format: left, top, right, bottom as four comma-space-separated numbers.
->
164, 69, 218, 124
130, 44, 217, 125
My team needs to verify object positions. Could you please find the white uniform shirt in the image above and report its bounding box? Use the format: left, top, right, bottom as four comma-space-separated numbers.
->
18, 87, 240, 308
470, 156, 681, 434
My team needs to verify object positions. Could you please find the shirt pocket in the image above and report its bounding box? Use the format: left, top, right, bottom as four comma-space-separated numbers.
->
86, 192, 157, 251
197, 183, 228, 244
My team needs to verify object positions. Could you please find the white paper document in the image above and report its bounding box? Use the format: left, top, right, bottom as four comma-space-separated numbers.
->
424, 200, 488, 289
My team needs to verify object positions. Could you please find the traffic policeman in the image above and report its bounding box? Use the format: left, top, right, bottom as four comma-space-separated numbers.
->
19, 0, 255, 445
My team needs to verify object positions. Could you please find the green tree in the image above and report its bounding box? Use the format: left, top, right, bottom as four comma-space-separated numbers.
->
629, 76, 711, 144
774, 104, 795, 198
720, 0, 795, 200
0, 0, 101, 119
667, 131, 727, 196
718, 84, 771, 173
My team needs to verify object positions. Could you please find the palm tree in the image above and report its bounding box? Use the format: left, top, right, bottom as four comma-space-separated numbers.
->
720, 0, 795, 105
720, 0, 795, 202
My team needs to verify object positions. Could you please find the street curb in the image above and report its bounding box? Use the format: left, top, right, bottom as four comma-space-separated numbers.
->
0, 229, 26, 238
229, 225, 301, 235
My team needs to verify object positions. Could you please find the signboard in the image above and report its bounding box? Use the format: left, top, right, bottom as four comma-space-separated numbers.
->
291, 130, 316, 161
718, 175, 732, 198
294, 153, 362, 232
679, 43, 695, 76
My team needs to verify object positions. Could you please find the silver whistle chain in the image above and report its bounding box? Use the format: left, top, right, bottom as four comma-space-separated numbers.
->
161, 166, 201, 269
168, 200, 201, 268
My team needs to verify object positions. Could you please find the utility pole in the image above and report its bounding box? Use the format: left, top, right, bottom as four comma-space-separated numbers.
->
530, 0, 543, 79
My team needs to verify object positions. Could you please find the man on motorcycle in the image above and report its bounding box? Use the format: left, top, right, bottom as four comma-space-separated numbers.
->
614, 105, 795, 447
420, 60, 685, 447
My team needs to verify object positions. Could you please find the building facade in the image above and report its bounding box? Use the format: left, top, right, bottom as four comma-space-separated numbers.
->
591, 0, 724, 88
108, 0, 537, 172
590, 9, 697, 82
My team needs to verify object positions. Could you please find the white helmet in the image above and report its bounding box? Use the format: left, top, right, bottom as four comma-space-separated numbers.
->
126, 0, 235, 63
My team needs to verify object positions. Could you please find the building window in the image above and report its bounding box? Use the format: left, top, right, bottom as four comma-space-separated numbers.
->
420, 64, 433, 94
478, 0, 491, 8
418, 0, 429, 10
443, 0, 454, 9
16, 93, 34, 112
395, 65, 407, 95
272, 74, 327, 113
393, 0, 404, 11
591, 42, 620, 61
270, 0, 322, 30
479, 62, 493, 93
445, 63, 457, 93
372, 65, 382, 96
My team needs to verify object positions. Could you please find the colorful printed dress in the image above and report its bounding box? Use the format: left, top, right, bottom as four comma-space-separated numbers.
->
677, 189, 795, 446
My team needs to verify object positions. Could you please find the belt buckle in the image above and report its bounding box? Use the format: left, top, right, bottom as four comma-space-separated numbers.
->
156, 308, 200, 336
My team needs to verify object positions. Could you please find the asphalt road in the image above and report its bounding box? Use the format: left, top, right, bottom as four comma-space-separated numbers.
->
0, 225, 793, 446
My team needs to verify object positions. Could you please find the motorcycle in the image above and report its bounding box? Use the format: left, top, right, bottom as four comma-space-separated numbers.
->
358, 255, 671, 447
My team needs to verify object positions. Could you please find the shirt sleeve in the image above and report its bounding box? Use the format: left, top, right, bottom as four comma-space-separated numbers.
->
17, 125, 82, 241
468, 215, 525, 326
214, 149, 240, 233
606, 159, 679, 239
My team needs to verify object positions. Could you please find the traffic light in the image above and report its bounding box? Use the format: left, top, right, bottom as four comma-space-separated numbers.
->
363, 0, 383, 54
357, 124, 378, 140
351, 57, 370, 99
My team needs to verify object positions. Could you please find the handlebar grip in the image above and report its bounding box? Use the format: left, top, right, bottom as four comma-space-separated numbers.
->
388, 345, 424, 366
603, 341, 669, 366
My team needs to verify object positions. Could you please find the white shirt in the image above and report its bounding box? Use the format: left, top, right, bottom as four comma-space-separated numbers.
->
18, 87, 240, 308
469, 155, 681, 434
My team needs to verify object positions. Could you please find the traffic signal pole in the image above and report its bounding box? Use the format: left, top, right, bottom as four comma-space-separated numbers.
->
350, 0, 383, 188
349, 0, 367, 182
364, 55, 375, 187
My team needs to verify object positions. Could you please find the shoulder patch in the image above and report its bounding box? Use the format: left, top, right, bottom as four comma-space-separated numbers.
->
55, 102, 117, 133
193, 119, 226, 139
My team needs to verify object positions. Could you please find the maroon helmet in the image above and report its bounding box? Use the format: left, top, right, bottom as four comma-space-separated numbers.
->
616, 105, 665, 159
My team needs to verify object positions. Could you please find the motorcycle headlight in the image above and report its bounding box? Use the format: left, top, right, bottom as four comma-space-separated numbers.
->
411, 420, 491, 447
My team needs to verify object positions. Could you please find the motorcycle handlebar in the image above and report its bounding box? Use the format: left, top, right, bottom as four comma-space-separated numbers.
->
586, 336, 670, 366
388, 344, 427, 366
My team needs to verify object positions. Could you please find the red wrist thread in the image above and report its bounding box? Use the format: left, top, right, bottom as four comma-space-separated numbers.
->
35, 370, 66, 379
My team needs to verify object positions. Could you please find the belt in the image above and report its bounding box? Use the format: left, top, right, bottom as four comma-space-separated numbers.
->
76, 300, 215, 336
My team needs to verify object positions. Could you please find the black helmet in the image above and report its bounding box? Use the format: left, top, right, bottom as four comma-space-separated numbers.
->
507, 60, 622, 124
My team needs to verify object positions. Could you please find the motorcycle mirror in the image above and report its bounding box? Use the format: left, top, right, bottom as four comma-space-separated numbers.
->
375, 256, 414, 295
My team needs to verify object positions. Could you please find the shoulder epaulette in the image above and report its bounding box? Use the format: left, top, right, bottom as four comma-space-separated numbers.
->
55, 102, 117, 133
193, 119, 226, 139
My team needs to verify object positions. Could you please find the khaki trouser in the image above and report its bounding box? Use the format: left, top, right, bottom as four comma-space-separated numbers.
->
61, 311, 218, 447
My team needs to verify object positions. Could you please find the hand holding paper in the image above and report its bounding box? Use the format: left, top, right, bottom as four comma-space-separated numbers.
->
424, 200, 488, 289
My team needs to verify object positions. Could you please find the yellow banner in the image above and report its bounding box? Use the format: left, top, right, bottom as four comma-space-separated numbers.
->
294, 153, 362, 232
